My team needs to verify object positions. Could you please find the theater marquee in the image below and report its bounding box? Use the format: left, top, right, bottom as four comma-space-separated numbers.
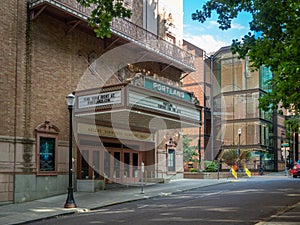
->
75, 82, 202, 130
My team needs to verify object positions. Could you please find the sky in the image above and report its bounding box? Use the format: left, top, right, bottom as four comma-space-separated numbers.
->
183, 0, 252, 53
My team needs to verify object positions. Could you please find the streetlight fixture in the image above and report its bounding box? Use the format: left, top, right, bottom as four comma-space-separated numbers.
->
238, 128, 241, 170
64, 93, 77, 208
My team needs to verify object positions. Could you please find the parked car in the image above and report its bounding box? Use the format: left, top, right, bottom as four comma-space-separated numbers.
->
290, 160, 300, 178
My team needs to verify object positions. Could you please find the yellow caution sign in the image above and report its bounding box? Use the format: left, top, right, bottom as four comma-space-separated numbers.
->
231, 166, 237, 179
245, 167, 251, 177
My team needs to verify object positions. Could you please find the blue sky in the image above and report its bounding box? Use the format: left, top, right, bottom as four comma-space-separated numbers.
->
183, 0, 252, 53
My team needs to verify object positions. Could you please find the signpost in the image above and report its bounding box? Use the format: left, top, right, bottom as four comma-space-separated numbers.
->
281, 143, 289, 176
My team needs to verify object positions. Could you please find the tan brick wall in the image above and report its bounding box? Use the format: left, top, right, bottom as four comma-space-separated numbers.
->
0, 1, 113, 202
0, 0, 28, 137
0, 0, 29, 202
181, 42, 206, 163
30, 13, 107, 141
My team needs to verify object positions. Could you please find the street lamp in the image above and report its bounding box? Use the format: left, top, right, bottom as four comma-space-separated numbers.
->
198, 109, 202, 172
238, 128, 241, 170
64, 93, 77, 208
281, 131, 288, 176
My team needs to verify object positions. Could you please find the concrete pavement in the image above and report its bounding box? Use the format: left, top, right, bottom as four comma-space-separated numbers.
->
0, 178, 230, 225
0, 173, 299, 225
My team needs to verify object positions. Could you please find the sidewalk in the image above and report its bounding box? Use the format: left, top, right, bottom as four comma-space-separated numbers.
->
0, 178, 230, 225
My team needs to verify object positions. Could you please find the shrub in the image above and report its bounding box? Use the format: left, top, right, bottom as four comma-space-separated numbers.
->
189, 168, 198, 173
203, 162, 218, 172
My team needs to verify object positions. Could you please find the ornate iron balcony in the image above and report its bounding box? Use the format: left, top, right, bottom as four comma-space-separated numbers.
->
29, 0, 195, 71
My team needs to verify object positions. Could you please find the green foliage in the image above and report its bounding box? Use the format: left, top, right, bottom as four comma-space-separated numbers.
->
220, 149, 252, 167
76, 0, 131, 38
285, 115, 300, 142
221, 149, 238, 167
183, 135, 198, 162
203, 161, 218, 172
240, 150, 252, 162
285, 115, 300, 133
192, 0, 300, 114
189, 168, 198, 173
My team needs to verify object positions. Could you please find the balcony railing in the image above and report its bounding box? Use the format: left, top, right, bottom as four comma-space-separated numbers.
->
29, 0, 195, 71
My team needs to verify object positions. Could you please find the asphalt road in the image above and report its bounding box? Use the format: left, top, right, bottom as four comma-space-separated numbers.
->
29, 177, 300, 225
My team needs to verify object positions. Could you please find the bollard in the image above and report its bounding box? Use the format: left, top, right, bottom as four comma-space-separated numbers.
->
141, 162, 144, 194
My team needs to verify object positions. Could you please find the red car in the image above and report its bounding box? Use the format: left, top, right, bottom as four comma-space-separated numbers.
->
290, 160, 300, 178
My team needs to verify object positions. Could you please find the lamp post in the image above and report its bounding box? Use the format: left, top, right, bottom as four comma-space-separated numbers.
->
238, 128, 241, 170
281, 131, 288, 176
198, 109, 202, 172
64, 93, 77, 208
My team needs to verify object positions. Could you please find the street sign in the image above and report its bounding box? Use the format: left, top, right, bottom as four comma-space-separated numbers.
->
281, 148, 290, 158
281, 143, 289, 147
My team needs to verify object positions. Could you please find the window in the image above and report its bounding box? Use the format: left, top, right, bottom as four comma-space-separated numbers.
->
168, 149, 175, 172
35, 121, 60, 175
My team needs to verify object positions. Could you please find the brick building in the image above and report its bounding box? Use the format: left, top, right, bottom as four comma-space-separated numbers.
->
181, 41, 211, 170
0, 0, 202, 204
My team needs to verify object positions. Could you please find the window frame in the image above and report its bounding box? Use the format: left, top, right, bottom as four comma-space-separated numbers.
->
35, 121, 59, 176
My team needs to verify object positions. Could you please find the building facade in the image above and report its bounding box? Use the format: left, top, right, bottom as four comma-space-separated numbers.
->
0, 0, 201, 204
181, 41, 211, 170
209, 46, 293, 171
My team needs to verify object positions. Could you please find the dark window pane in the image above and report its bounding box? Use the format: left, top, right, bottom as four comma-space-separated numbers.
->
114, 152, 120, 178
93, 151, 100, 179
81, 150, 89, 179
124, 153, 130, 177
168, 149, 175, 172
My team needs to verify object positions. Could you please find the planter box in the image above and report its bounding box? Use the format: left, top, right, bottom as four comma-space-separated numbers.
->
184, 172, 231, 179
77, 180, 105, 192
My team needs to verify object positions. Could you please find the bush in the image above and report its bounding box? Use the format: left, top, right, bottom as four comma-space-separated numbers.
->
189, 168, 198, 173
203, 162, 218, 172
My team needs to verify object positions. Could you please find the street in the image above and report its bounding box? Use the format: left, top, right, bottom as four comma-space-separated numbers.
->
29, 177, 300, 225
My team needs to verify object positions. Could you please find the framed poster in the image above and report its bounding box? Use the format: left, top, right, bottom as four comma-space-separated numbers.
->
39, 137, 56, 172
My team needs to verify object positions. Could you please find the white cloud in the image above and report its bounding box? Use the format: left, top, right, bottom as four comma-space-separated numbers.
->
208, 20, 219, 27
209, 20, 246, 30
231, 22, 247, 30
184, 33, 229, 53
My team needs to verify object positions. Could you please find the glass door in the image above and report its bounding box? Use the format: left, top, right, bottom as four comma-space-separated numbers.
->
123, 152, 130, 183
113, 152, 121, 181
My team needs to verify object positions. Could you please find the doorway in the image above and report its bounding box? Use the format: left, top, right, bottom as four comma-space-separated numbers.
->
78, 141, 143, 185
104, 148, 140, 184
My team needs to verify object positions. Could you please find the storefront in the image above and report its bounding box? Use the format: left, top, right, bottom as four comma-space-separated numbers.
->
74, 76, 201, 191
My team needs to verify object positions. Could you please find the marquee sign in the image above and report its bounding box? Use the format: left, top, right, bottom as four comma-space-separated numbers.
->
128, 90, 200, 123
144, 77, 192, 102
78, 91, 121, 109
75, 82, 202, 127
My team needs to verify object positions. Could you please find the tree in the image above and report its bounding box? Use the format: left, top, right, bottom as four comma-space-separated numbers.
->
183, 135, 198, 162
221, 149, 238, 167
76, 0, 131, 38
192, 0, 300, 114
221, 149, 251, 167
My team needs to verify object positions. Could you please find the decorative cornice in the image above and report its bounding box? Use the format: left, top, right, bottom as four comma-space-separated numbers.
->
35, 121, 60, 134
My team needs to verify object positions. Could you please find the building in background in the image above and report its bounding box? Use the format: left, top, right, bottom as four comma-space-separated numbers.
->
0, 0, 201, 204
208, 46, 295, 171
181, 41, 211, 171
